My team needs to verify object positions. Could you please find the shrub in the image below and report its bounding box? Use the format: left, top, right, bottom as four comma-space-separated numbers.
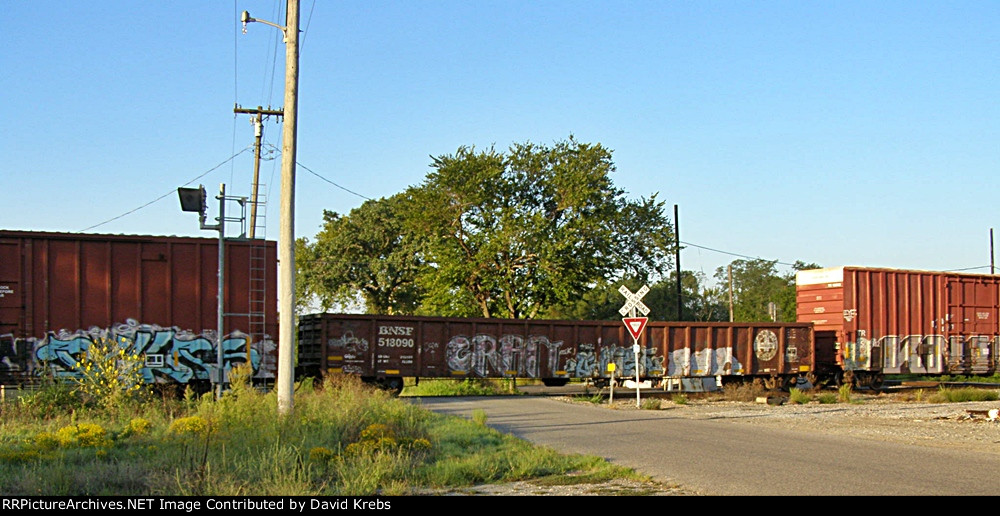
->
722, 382, 766, 402
127, 417, 152, 436
55, 423, 112, 448
640, 398, 662, 410
471, 409, 488, 426
18, 382, 83, 415
837, 384, 853, 403
72, 337, 148, 410
169, 416, 215, 438
788, 388, 812, 405
226, 363, 255, 395
816, 393, 838, 404
309, 446, 336, 464
672, 394, 688, 405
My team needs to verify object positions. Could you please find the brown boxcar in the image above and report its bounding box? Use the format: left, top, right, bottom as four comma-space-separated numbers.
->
796, 266, 1000, 386
297, 313, 815, 391
0, 230, 278, 384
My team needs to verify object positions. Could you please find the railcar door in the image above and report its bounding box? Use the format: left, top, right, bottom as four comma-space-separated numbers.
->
945, 277, 999, 375
0, 240, 29, 383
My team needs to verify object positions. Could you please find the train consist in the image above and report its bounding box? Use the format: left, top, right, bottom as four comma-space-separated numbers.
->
1, 228, 997, 392
797, 266, 1000, 388
297, 313, 817, 392
0, 230, 278, 386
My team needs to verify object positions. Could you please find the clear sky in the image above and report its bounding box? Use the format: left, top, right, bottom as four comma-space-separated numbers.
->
3, 1, 998, 285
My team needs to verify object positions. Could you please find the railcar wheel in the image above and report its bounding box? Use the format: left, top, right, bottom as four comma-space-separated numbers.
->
542, 378, 569, 387
781, 376, 797, 391
869, 373, 884, 390
375, 377, 404, 396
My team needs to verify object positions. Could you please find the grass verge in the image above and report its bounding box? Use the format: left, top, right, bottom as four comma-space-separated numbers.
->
0, 375, 646, 496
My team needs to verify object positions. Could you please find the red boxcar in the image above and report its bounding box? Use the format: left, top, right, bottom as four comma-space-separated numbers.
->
0, 230, 278, 385
297, 313, 815, 391
796, 266, 1000, 386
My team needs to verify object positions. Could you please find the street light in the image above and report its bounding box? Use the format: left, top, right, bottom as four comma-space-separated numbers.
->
242, 1, 299, 416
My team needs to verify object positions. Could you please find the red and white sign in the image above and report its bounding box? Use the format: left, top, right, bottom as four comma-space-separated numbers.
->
623, 317, 648, 341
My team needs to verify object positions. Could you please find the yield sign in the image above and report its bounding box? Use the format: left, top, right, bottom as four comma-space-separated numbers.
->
623, 317, 648, 341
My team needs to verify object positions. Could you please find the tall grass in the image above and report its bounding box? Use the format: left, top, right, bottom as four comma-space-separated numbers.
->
0, 374, 639, 495
927, 387, 1000, 403
788, 388, 812, 405
401, 378, 516, 397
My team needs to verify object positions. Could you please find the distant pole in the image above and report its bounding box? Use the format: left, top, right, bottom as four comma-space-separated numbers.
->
728, 264, 734, 322
992, 228, 995, 274
233, 105, 284, 238
216, 184, 226, 400
674, 204, 681, 320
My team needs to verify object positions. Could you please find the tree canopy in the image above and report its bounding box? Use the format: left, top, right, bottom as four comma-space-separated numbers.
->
297, 136, 677, 318
407, 137, 676, 319
295, 193, 426, 314
714, 259, 819, 322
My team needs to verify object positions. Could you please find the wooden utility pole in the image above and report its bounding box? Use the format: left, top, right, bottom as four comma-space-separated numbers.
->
277, 0, 300, 417
728, 264, 734, 322
233, 105, 283, 239
241, 0, 299, 416
674, 204, 682, 320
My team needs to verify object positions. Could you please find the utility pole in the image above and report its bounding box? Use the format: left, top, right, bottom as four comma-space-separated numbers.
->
728, 264, 734, 322
234, 105, 283, 239
242, 0, 299, 416
991, 228, 995, 274
674, 204, 681, 320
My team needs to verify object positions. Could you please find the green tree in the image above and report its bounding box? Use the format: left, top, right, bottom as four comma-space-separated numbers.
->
296, 193, 426, 314
714, 259, 819, 322
545, 272, 726, 322
409, 137, 676, 319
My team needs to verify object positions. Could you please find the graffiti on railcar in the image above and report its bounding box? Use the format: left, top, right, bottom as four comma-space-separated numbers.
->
328, 331, 369, 375
445, 333, 569, 377
0, 319, 275, 384
666, 347, 742, 377
844, 332, 996, 375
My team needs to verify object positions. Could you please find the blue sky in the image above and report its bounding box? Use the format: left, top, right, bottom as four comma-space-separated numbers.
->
3, 1, 998, 285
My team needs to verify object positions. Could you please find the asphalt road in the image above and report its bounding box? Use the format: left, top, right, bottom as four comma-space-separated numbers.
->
410, 395, 1000, 496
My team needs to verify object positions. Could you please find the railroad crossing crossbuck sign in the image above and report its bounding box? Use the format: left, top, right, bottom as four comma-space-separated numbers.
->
618, 285, 650, 317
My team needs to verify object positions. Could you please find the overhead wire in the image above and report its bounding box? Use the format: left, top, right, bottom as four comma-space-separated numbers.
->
77, 147, 253, 233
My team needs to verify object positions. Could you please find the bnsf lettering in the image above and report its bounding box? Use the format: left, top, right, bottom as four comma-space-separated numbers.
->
378, 325, 415, 336
378, 337, 415, 348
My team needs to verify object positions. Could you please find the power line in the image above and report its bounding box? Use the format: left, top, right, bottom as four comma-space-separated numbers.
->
297, 161, 372, 201
78, 147, 252, 233
679, 241, 798, 267
259, 142, 371, 201
301, 0, 317, 50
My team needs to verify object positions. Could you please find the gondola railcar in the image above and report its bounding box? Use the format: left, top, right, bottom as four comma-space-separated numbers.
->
297, 313, 816, 392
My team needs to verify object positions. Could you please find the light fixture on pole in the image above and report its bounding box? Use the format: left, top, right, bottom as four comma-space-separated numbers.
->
177, 184, 226, 399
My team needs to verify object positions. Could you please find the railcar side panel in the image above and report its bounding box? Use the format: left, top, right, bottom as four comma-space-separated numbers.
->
797, 266, 1000, 379
0, 230, 278, 385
